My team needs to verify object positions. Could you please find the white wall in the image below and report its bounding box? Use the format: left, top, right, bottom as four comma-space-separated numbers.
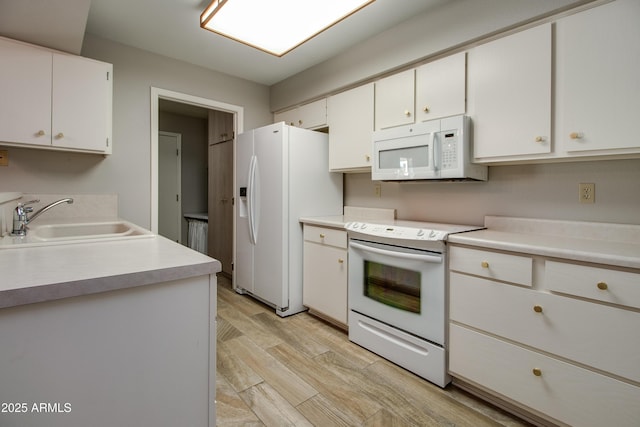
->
346, 159, 640, 226
0, 35, 271, 228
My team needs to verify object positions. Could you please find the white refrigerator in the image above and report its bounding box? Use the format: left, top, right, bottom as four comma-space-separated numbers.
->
235, 122, 343, 316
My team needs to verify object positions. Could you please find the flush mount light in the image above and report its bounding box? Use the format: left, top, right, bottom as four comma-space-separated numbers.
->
200, 0, 375, 57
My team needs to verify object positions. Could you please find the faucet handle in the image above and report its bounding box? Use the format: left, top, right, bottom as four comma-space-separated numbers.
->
18, 199, 40, 207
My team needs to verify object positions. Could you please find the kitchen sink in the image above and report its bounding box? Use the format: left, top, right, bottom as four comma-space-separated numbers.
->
0, 220, 154, 249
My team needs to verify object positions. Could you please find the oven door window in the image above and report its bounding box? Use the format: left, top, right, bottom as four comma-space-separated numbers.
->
364, 260, 421, 314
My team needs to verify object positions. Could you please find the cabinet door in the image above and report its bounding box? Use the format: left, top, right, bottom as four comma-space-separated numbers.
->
468, 24, 552, 159
208, 140, 233, 275
416, 52, 466, 122
328, 83, 374, 171
303, 241, 348, 324
52, 53, 112, 152
274, 99, 327, 130
375, 69, 415, 130
0, 38, 51, 147
556, 0, 640, 152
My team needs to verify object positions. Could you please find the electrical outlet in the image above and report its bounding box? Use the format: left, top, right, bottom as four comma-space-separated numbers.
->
374, 183, 382, 198
579, 183, 595, 204
0, 150, 8, 166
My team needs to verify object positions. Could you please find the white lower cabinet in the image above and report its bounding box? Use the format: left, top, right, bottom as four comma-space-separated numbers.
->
303, 224, 348, 326
450, 324, 640, 427
449, 245, 640, 426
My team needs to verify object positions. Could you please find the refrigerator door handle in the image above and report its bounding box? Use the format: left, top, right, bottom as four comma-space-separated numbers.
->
247, 155, 259, 244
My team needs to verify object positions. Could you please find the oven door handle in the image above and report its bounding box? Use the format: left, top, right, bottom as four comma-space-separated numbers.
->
350, 241, 442, 263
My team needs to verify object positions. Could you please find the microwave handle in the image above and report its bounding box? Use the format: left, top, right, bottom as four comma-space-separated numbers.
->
431, 131, 438, 171
350, 241, 442, 263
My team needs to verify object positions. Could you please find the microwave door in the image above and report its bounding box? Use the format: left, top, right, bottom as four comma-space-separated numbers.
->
375, 132, 438, 180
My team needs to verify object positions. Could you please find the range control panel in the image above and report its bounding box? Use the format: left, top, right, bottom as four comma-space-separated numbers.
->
345, 222, 449, 241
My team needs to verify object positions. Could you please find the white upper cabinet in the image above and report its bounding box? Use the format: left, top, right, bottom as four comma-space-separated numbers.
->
0, 38, 52, 148
0, 37, 113, 154
415, 52, 466, 122
328, 83, 375, 172
468, 24, 552, 160
52, 53, 112, 153
556, 0, 640, 154
374, 69, 415, 130
274, 98, 327, 130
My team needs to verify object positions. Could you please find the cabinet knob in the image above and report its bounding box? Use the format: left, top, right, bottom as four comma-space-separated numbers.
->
404, 110, 411, 117
298, 119, 303, 126
532, 368, 542, 377
37, 130, 45, 136
423, 106, 430, 113
533, 305, 543, 313
597, 282, 608, 290
365, 154, 371, 162
535, 136, 545, 143
481, 261, 489, 268
319, 233, 325, 239
338, 258, 344, 264
569, 132, 583, 140
55, 132, 64, 139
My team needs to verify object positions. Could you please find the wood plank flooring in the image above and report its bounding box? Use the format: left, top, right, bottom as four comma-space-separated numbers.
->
215, 277, 531, 426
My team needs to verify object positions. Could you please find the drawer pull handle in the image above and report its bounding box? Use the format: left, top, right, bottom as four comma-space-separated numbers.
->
532, 368, 542, 377
481, 261, 489, 268
338, 258, 344, 264
37, 130, 45, 136
597, 282, 608, 290
533, 305, 543, 313
319, 234, 325, 239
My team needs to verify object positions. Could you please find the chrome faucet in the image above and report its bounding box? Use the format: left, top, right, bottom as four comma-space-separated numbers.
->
11, 198, 74, 236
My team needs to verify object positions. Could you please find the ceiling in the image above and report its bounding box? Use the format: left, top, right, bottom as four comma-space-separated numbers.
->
0, 0, 452, 86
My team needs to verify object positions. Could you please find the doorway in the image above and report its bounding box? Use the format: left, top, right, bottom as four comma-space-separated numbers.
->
151, 87, 244, 278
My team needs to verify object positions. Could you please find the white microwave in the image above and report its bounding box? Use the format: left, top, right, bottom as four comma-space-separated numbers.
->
372, 115, 487, 181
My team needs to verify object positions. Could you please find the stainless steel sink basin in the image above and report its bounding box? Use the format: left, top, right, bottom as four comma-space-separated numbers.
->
0, 220, 154, 249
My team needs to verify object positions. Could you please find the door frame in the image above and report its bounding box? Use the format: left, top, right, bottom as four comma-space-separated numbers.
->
150, 87, 244, 234
158, 131, 182, 243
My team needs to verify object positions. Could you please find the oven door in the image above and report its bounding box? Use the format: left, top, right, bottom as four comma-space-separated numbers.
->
348, 239, 446, 345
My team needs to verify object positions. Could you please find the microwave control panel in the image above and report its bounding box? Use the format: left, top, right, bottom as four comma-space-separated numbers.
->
440, 131, 458, 170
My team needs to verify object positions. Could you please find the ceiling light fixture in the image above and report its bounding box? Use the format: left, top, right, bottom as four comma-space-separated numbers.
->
200, 0, 376, 57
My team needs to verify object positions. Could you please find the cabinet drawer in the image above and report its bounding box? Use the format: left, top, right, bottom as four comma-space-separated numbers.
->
450, 272, 640, 382
546, 261, 640, 309
449, 246, 533, 286
450, 324, 640, 427
303, 225, 347, 248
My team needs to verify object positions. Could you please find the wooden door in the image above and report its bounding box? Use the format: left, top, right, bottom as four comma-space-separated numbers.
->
208, 139, 233, 276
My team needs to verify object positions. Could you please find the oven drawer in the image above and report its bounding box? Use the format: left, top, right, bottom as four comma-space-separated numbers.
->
450, 324, 640, 427
546, 261, 640, 309
304, 225, 347, 248
450, 271, 640, 382
449, 246, 532, 286
349, 310, 449, 387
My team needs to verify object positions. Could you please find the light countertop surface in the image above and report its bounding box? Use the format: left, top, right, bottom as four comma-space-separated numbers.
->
448, 216, 640, 269
0, 235, 221, 309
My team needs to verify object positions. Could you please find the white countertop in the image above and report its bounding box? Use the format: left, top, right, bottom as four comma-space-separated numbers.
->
448, 216, 640, 269
0, 235, 221, 309
299, 215, 348, 228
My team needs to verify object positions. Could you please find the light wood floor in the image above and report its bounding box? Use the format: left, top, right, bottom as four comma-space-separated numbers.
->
215, 277, 531, 426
